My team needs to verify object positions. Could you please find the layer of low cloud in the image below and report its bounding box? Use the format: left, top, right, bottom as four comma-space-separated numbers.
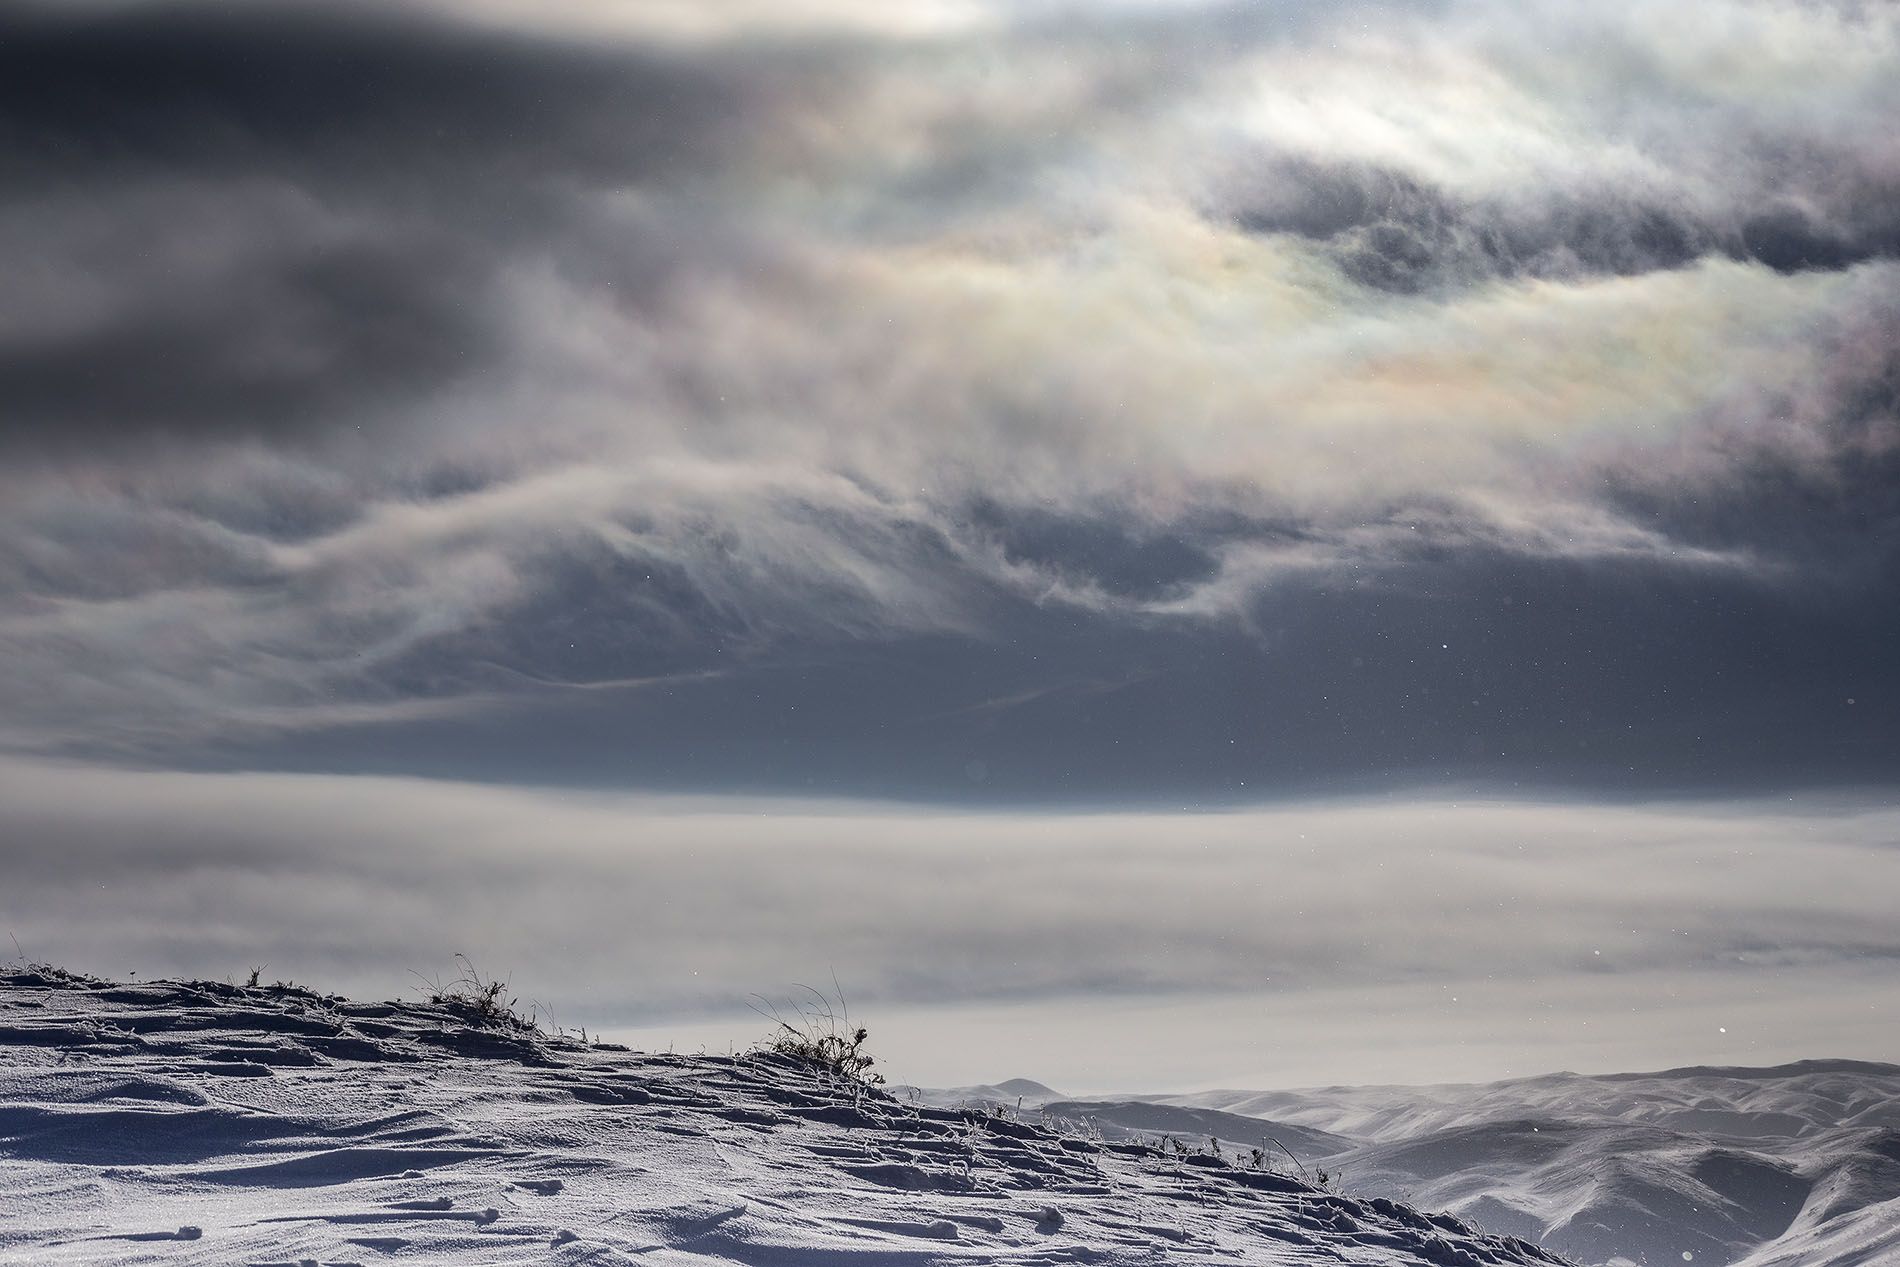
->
3, 759, 1894, 1087
0, 0, 1895, 781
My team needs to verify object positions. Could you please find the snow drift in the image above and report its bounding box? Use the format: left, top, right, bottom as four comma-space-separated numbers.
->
2, 968, 1564, 1265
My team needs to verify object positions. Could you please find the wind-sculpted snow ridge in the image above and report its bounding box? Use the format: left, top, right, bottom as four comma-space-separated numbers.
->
0, 970, 1567, 1266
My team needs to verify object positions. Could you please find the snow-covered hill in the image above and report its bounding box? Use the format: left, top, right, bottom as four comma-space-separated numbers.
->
1, 969, 1564, 1266
916, 1064, 1900, 1267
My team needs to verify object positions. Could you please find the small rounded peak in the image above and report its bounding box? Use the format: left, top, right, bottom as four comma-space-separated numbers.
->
993, 1078, 1064, 1099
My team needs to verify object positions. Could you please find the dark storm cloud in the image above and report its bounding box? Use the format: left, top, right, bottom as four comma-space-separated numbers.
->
0, 227, 493, 444
0, 1, 757, 449
1220, 156, 1900, 293
0, 3, 738, 188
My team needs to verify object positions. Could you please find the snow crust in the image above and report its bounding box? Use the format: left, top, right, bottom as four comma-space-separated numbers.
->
1, 971, 1563, 1266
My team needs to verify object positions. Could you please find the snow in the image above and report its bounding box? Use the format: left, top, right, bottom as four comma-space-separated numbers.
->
920, 1064, 1900, 1266
1, 969, 1564, 1266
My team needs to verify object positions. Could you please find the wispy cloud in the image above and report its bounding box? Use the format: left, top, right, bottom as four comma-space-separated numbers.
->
0, 0, 1893, 777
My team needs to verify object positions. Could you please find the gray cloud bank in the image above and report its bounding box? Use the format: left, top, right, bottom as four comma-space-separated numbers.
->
0, 0, 1895, 796
2, 760, 1895, 1087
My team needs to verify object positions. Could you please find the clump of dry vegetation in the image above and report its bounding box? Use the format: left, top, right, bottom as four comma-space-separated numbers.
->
749, 984, 884, 1085
414, 955, 540, 1032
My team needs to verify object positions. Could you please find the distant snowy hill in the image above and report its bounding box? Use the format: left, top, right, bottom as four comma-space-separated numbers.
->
895, 1078, 1068, 1110
1, 970, 1563, 1266
922, 1063, 1900, 1267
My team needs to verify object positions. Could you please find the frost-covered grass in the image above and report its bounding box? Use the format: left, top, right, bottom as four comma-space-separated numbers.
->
749, 985, 884, 1086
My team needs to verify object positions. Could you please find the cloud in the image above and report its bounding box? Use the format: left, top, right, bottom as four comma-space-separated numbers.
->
2, 759, 1895, 1086
0, 194, 497, 446
0, 3, 745, 188
0, 1, 769, 451
0, 0, 1894, 778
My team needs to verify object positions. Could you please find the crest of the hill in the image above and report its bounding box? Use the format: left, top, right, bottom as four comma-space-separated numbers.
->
0, 968, 1567, 1266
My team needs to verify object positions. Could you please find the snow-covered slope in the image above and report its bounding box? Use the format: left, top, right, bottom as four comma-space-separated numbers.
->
894, 1083, 1353, 1164
992, 1064, 1900, 1267
0, 970, 1564, 1266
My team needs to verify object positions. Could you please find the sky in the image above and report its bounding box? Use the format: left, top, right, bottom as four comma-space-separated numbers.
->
0, 0, 1896, 1091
